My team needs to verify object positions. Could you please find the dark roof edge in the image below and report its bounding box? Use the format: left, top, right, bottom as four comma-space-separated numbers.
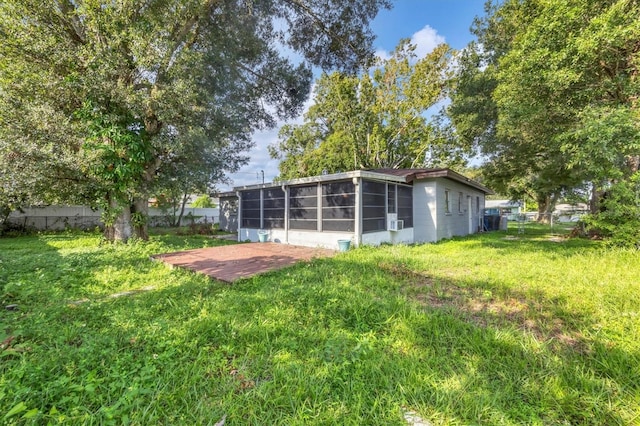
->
214, 191, 238, 198
414, 169, 493, 194
229, 168, 494, 194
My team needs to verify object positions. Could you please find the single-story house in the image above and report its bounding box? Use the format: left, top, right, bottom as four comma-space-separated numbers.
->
485, 199, 523, 220
226, 168, 493, 250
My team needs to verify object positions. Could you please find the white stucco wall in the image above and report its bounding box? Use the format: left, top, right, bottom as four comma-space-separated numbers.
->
360, 228, 414, 246
238, 227, 354, 250
431, 178, 485, 241
412, 181, 438, 243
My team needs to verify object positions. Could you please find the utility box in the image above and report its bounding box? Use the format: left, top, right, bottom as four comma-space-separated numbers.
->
500, 215, 508, 230
483, 208, 502, 231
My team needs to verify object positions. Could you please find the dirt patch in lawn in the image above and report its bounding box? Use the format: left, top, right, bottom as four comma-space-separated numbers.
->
379, 262, 589, 353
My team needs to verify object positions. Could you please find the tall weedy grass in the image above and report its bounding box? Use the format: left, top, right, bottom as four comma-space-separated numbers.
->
1, 225, 638, 424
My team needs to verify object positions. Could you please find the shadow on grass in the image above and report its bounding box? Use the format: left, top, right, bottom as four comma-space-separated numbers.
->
2, 231, 638, 424
40, 256, 639, 422
446, 226, 598, 259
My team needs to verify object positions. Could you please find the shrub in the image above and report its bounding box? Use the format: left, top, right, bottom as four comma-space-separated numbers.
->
191, 195, 216, 208
584, 172, 640, 247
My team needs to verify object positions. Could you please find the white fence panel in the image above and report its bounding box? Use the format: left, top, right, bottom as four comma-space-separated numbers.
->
7, 205, 220, 231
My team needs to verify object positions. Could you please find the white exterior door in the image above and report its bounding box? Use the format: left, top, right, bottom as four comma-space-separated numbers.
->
468, 196, 474, 234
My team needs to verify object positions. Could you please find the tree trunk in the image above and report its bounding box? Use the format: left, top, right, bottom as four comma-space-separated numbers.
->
176, 192, 189, 227
536, 192, 560, 223
536, 194, 557, 224
0, 205, 11, 233
132, 196, 149, 240
627, 155, 640, 174
104, 198, 133, 242
536, 194, 551, 224
103, 196, 149, 242
590, 181, 600, 214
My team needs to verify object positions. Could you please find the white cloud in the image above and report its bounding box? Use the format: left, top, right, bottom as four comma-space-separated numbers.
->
374, 48, 392, 62
376, 24, 446, 61
223, 127, 281, 190
411, 25, 446, 58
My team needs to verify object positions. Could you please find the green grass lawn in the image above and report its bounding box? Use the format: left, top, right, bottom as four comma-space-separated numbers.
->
1, 226, 639, 425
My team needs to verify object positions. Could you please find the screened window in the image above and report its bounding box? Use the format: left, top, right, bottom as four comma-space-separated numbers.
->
362, 180, 386, 233
263, 188, 285, 228
289, 184, 318, 230
458, 192, 463, 213
444, 189, 451, 214
397, 185, 413, 227
387, 185, 396, 214
322, 181, 355, 232
476, 196, 480, 213
240, 189, 261, 228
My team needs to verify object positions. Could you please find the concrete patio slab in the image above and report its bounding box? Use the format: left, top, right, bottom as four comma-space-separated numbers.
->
152, 242, 336, 283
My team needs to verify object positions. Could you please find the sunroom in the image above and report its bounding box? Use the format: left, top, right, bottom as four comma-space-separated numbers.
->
233, 168, 491, 250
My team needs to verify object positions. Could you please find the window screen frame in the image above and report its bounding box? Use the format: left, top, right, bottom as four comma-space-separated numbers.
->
360, 180, 413, 233
262, 187, 285, 229
321, 180, 356, 232
289, 184, 319, 230
396, 184, 413, 228
361, 180, 387, 233
240, 189, 261, 228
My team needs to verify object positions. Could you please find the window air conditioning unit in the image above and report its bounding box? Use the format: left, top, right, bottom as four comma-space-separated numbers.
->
389, 219, 404, 231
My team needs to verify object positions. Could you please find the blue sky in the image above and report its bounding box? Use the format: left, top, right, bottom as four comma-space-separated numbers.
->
223, 1, 487, 190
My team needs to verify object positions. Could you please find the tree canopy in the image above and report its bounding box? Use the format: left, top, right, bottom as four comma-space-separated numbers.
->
0, 0, 390, 241
447, 0, 640, 219
269, 39, 462, 179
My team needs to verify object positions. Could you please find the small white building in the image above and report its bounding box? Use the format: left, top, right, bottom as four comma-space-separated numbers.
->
230, 168, 493, 250
484, 199, 523, 220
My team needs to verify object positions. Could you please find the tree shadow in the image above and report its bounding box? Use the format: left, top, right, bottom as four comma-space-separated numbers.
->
97, 255, 639, 423
446, 228, 599, 259
2, 233, 637, 424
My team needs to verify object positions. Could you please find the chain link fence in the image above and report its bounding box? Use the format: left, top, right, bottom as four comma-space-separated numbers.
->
5, 206, 220, 232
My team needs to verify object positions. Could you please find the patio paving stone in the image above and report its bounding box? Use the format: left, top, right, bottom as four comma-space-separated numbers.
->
152, 242, 336, 282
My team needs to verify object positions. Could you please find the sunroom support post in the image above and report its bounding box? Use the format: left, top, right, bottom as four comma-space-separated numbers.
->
259, 188, 264, 230
236, 191, 242, 242
283, 185, 289, 244
354, 177, 361, 247
317, 183, 322, 232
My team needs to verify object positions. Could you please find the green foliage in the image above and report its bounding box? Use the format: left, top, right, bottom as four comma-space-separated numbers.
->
0, 0, 390, 241
151, 193, 189, 227
584, 173, 640, 247
270, 40, 462, 179
190, 195, 216, 209
494, 0, 640, 182
448, 0, 640, 224
1, 228, 640, 423
76, 101, 153, 210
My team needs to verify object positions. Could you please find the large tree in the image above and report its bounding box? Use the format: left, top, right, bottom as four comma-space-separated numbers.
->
0, 0, 389, 241
447, 0, 640, 220
446, 0, 571, 220
269, 39, 460, 179
495, 0, 640, 207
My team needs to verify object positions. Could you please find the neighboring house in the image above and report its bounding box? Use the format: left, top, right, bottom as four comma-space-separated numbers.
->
555, 203, 589, 222
226, 168, 492, 250
485, 200, 523, 220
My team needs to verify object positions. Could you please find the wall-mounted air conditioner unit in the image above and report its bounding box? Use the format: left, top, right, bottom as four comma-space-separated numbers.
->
389, 219, 404, 231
